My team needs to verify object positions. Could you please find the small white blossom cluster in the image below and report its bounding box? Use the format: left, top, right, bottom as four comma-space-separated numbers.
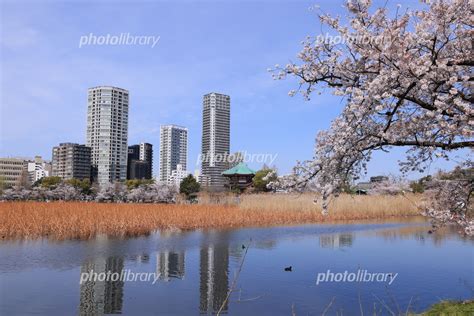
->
270, 0, 473, 234
96, 183, 177, 203
421, 177, 473, 235
1, 183, 90, 201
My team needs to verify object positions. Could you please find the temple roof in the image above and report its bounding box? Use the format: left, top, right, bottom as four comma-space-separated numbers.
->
222, 163, 256, 176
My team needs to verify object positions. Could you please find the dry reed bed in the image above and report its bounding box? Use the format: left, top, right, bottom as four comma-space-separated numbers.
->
240, 193, 421, 216
0, 194, 421, 240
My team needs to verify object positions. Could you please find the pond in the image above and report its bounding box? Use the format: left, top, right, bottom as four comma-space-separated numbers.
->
0, 218, 473, 315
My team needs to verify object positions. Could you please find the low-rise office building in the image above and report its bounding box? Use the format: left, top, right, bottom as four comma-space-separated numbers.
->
27, 156, 51, 184
168, 164, 188, 187
0, 158, 28, 188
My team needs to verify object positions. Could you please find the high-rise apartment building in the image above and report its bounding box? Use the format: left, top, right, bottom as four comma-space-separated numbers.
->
200, 92, 230, 190
159, 125, 187, 183
52, 143, 91, 180
127, 143, 153, 180
86, 86, 129, 185
139, 143, 153, 163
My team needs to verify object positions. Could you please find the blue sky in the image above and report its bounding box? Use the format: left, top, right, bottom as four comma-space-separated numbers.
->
0, 0, 467, 180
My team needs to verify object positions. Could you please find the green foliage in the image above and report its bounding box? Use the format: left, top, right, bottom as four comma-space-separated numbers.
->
410, 175, 432, 194
231, 187, 243, 194
340, 182, 356, 194
125, 179, 154, 190
410, 181, 425, 194
66, 178, 92, 194
180, 175, 200, 198
252, 168, 277, 192
419, 300, 474, 315
39, 176, 62, 189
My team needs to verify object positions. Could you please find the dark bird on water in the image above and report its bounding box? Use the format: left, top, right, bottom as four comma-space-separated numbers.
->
242, 245, 246, 249
284, 266, 292, 272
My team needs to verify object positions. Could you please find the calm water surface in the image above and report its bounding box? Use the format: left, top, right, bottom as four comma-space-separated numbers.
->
0, 218, 473, 315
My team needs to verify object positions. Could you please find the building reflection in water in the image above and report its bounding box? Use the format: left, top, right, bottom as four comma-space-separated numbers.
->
199, 236, 230, 314
79, 256, 124, 315
156, 250, 185, 281
319, 233, 354, 248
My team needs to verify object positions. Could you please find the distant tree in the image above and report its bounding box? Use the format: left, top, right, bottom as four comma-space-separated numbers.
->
96, 182, 127, 202
340, 183, 356, 195
369, 176, 410, 195
126, 182, 177, 203
66, 178, 92, 195
253, 168, 277, 192
409, 181, 425, 194
437, 166, 473, 181
180, 175, 200, 200
125, 179, 155, 190
0, 178, 177, 203
39, 176, 62, 189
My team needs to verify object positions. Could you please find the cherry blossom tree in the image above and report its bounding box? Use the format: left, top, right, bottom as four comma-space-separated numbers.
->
368, 176, 410, 195
0, 181, 178, 204
126, 183, 177, 203
271, 0, 473, 234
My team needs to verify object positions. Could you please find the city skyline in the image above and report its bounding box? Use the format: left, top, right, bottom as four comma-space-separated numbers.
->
0, 0, 467, 181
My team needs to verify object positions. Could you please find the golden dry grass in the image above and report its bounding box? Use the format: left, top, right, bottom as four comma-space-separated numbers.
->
0, 193, 422, 240
240, 193, 421, 217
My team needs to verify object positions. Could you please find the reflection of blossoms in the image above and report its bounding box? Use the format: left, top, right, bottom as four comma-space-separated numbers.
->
270, 0, 473, 234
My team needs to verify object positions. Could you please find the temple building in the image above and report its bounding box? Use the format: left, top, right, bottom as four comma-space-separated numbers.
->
221, 163, 255, 191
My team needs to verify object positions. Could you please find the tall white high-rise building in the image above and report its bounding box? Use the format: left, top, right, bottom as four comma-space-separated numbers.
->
86, 86, 129, 185
159, 125, 188, 183
201, 92, 230, 190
